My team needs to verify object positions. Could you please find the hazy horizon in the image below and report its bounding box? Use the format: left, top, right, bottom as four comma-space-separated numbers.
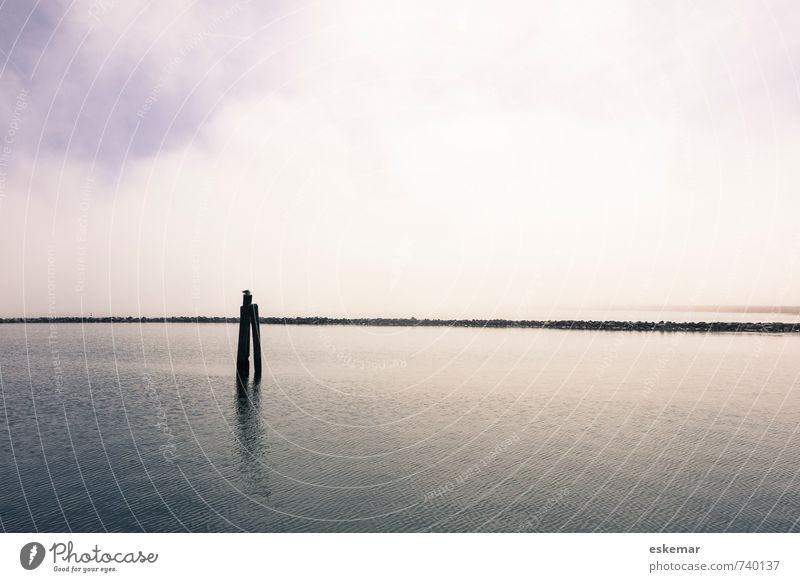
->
3, 1, 800, 318
6, 304, 800, 320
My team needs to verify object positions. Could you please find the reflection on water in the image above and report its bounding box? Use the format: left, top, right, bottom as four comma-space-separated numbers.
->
234, 378, 271, 500
1, 322, 799, 532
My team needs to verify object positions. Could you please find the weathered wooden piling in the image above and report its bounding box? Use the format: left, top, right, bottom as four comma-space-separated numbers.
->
236, 304, 250, 379
236, 290, 262, 380
250, 302, 262, 377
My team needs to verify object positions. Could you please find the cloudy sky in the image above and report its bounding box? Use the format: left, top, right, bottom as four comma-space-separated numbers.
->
1, 0, 799, 318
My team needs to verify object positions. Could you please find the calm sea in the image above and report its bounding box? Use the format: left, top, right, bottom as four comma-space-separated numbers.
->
1, 316, 799, 532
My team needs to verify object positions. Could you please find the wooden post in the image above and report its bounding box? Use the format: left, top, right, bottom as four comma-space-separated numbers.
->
236, 293, 252, 380
236, 290, 263, 381
250, 303, 262, 378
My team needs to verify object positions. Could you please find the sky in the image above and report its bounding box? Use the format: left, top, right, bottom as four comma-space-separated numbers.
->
1, 0, 800, 318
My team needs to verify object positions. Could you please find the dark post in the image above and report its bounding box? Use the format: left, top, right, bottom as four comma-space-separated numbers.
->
236, 307, 250, 380
250, 302, 262, 378
236, 290, 262, 380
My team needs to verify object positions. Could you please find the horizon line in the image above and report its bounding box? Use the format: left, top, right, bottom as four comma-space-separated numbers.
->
2, 315, 798, 334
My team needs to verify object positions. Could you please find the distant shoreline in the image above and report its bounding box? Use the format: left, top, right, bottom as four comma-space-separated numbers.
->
617, 305, 800, 315
1, 316, 798, 333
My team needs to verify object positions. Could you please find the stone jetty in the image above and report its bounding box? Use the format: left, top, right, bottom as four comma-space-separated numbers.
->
1, 316, 798, 334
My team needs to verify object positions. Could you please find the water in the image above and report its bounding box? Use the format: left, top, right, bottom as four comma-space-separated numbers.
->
1, 321, 799, 532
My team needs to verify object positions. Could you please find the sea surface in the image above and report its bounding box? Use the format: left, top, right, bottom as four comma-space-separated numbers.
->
2, 315, 800, 532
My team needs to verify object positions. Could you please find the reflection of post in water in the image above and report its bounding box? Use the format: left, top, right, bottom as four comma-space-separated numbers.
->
234, 378, 270, 497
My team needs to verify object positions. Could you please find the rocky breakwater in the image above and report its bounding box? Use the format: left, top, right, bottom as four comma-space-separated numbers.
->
2, 317, 798, 334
